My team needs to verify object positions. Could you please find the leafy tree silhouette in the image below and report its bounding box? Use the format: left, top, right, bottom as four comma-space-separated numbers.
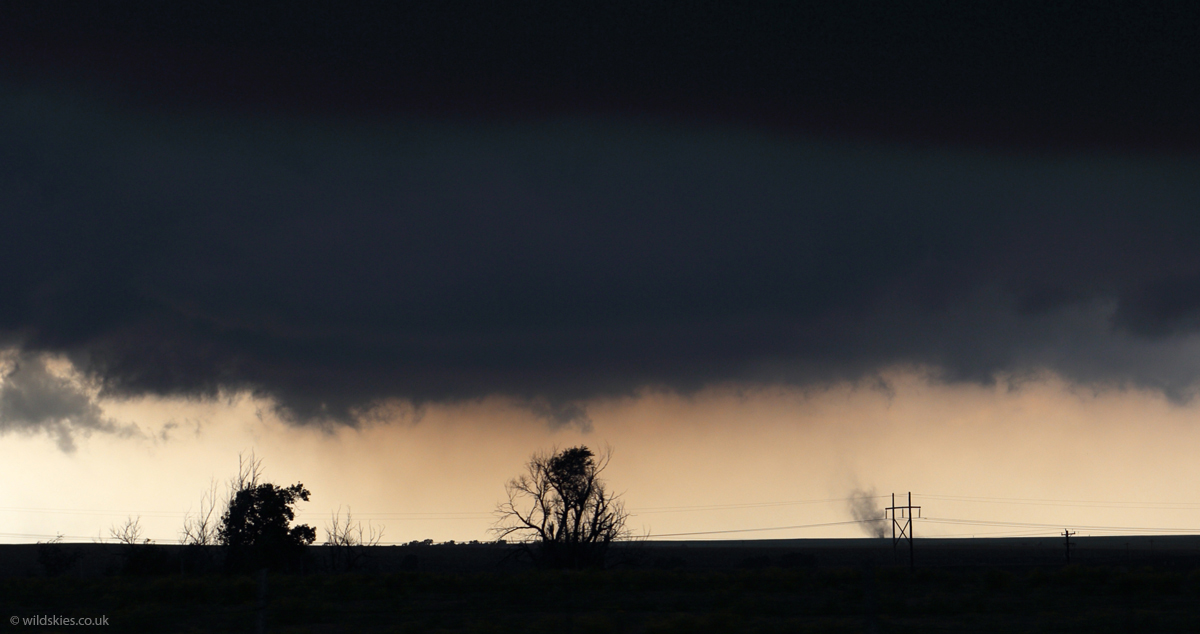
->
493, 445, 629, 568
218, 453, 316, 572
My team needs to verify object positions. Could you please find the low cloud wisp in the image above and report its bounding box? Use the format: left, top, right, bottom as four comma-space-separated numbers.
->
0, 352, 137, 452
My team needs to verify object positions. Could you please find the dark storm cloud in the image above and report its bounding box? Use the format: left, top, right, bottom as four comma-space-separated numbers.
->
0, 352, 136, 452
4, 2, 1199, 151
3, 4, 1200, 425
3, 84, 1200, 426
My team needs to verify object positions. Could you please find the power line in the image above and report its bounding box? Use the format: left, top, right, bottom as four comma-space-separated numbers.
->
295, 512, 492, 521
0, 507, 189, 517
0, 495, 891, 525
925, 528, 1060, 538
9, 494, 1200, 545
0, 531, 100, 540
923, 517, 1200, 534
651, 519, 872, 538
630, 495, 888, 514
10, 491, 1196, 523
917, 494, 1200, 510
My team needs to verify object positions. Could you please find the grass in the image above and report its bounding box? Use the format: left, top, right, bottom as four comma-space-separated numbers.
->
3, 565, 1198, 632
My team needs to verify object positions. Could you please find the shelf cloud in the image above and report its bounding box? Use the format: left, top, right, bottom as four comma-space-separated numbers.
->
4, 88, 1200, 428
3, 4, 1199, 428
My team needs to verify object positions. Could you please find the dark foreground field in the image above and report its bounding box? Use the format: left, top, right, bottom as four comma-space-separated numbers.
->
5, 565, 1200, 633
4, 538, 1200, 633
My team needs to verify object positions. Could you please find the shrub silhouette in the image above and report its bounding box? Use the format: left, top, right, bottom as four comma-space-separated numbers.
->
109, 516, 171, 575
323, 506, 384, 572
37, 534, 81, 576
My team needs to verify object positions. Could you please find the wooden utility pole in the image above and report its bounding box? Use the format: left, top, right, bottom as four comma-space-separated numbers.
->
1062, 529, 1076, 564
885, 492, 920, 570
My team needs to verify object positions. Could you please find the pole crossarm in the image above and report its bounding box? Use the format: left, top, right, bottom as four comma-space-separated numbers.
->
884, 492, 921, 569
1062, 528, 1076, 563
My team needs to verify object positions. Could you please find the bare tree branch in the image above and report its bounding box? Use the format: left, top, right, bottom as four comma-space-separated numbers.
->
492, 445, 630, 568
181, 479, 220, 546
323, 506, 384, 572
110, 516, 147, 545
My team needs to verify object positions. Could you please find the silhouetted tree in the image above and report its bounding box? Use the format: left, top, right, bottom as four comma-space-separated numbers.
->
218, 453, 316, 572
323, 506, 384, 572
178, 479, 223, 574
109, 515, 170, 575
493, 445, 629, 568
181, 479, 220, 546
109, 516, 147, 545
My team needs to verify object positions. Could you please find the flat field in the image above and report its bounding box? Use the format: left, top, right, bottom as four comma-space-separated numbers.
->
3, 538, 1199, 633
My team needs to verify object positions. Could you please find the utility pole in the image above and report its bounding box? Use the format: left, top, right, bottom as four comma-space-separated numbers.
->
1062, 529, 1075, 564
885, 492, 920, 570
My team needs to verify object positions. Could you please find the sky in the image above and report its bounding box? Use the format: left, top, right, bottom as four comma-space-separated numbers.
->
2, 2, 1200, 544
